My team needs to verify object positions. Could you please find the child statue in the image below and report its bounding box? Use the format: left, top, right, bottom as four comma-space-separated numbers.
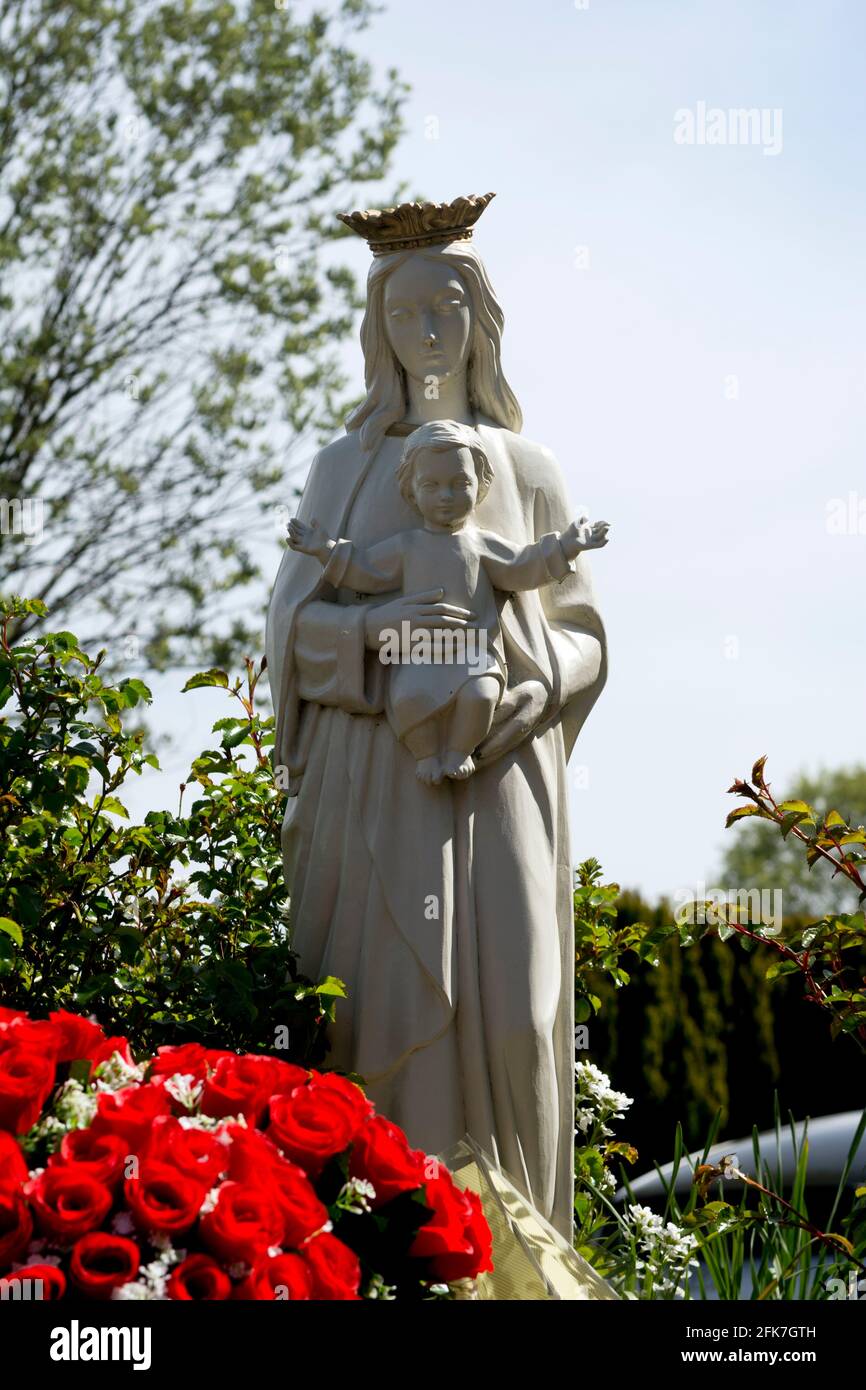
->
288, 419, 609, 785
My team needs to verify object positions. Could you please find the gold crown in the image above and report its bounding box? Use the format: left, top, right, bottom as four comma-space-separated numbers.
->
337, 192, 495, 255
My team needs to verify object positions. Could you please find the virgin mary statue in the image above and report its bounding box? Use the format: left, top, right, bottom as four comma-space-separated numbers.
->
265, 193, 607, 1240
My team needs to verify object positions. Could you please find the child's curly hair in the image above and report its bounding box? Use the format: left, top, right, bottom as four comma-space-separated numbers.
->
397, 420, 494, 511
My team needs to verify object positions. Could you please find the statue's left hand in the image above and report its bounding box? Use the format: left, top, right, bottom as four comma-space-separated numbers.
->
475, 679, 549, 765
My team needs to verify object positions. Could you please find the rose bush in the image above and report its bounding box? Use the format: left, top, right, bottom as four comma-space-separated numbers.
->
0, 1006, 493, 1301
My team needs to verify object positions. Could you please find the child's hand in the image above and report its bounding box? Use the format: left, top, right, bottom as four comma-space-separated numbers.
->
561, 517, 610, 559
287, 516, 332, 560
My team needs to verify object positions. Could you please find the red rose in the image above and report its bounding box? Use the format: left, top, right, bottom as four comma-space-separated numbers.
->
89, 1036, 134, 1071
223, 1124, 284, 1183
69, 1233, 140, 1299
0, 1131, 28, 1187
0, 1263, 66, 1299
200, 1182, 284, 1266
0, 1017, 62, 1059
236, 1253, 312, 1301
201, 1054, 304, 1124
0, 1047, 56, 1133
301, 1233, 362, 1301
90, 1083, 171, 1150
48, 1129, 129, 1190
308, 1071, 374, 1121
144, 1116, 227, 1187
29, 1166, 112, 1245
149, 1043, 212, 1084
47, 1011, 106, 1064
125, 1160, 206, 1236
267, 1077, 371, 1176
269, 1163, 330, 1248
349, 1117, 427, 1207
221, 1124, 328, 1248
268, 1058, 313, 1097
0, 1183, 33, 1266
0, 1007, 26, 1027
410, 1169, 494, 1282
168, 1253, 232, 1301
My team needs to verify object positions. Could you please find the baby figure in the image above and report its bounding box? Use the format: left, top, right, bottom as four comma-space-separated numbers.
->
288, 420, 609, 785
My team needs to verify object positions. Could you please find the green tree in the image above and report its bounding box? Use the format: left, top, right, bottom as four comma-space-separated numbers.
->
0, 0, 404, 669
0, 596, 344, 1058
716, 765, 866, 915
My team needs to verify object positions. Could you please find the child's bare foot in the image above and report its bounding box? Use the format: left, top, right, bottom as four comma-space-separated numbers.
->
416, 755, 443, 786
442, 750, 475, 781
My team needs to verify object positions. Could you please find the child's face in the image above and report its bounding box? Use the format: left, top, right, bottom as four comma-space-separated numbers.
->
411, 445, 479, 528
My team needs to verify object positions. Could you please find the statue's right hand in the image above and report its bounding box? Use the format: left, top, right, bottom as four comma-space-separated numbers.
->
364, 589, 475, 652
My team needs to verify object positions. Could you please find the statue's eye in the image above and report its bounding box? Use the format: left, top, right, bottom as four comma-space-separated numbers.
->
388, 306, 411, 321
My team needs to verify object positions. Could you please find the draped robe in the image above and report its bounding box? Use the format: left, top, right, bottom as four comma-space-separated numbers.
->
265, 414, 607, 1239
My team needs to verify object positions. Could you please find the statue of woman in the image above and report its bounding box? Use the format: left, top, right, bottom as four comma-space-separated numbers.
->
266, 193, 607, 1240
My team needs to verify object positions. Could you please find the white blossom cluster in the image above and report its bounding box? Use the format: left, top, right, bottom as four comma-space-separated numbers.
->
336, 1177, 376, 1215
112, 1242, 183, 1301
161, 1072, 203, 1111
574, 1061, 633, 1138
93, 1051, 146, 1092
625, 1203, 699, 1298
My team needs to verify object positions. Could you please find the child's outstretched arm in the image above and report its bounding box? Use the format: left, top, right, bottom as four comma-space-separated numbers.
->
287, 517, 403, 593
559, 517, 610, 561
287, 516, 335, 563
481, 519, 610, 593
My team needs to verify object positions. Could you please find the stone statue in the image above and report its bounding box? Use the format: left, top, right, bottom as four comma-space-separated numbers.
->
286, 418, 609, 785
266, 193, 608, 1240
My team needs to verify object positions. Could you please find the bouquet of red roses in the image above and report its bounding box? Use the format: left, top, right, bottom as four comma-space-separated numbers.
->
0, 1007, 493, 1301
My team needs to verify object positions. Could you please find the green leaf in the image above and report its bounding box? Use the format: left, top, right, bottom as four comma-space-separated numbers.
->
780, 809, 809, 838
0, 918, 22, 946
766, 958, 801, 981
182, 669, 229, 692
725, 805, 764, 828
315, 976, 348, 999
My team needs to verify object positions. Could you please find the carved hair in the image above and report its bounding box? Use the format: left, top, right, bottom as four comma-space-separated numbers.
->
396, 419, 494, 511
345, 242, 523, 453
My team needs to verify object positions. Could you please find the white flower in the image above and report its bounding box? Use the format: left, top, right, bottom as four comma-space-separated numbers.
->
336, 1177, 376, 1215
178, 1112, 245, 1132
365, 1273, 398, 1300
94, 1051, 145, 1092
574, 1062, 633, 1122
624, 1203, 699, 1298
53, 1079, 98, 1131
112, 1280, 154, 1301
199, 1186, 222, 1216
111, 1211, 136, 1236
162, 1073, 203, 1111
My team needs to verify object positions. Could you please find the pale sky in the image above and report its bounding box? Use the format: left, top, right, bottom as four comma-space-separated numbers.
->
123, 0, 866, 902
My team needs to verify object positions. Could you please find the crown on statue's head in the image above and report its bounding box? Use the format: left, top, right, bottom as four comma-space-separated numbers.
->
337, 192, 495, 256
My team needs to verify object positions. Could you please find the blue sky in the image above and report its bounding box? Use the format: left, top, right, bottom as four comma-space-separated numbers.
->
124, 0, 866, 902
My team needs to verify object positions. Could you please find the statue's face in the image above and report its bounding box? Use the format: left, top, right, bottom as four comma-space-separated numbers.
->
383, 255, 472, 387
410, 445, 478, 529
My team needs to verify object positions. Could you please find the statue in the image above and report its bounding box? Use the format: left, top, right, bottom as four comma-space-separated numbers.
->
286, 419, 609, 785
266, 193, 608, 1240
